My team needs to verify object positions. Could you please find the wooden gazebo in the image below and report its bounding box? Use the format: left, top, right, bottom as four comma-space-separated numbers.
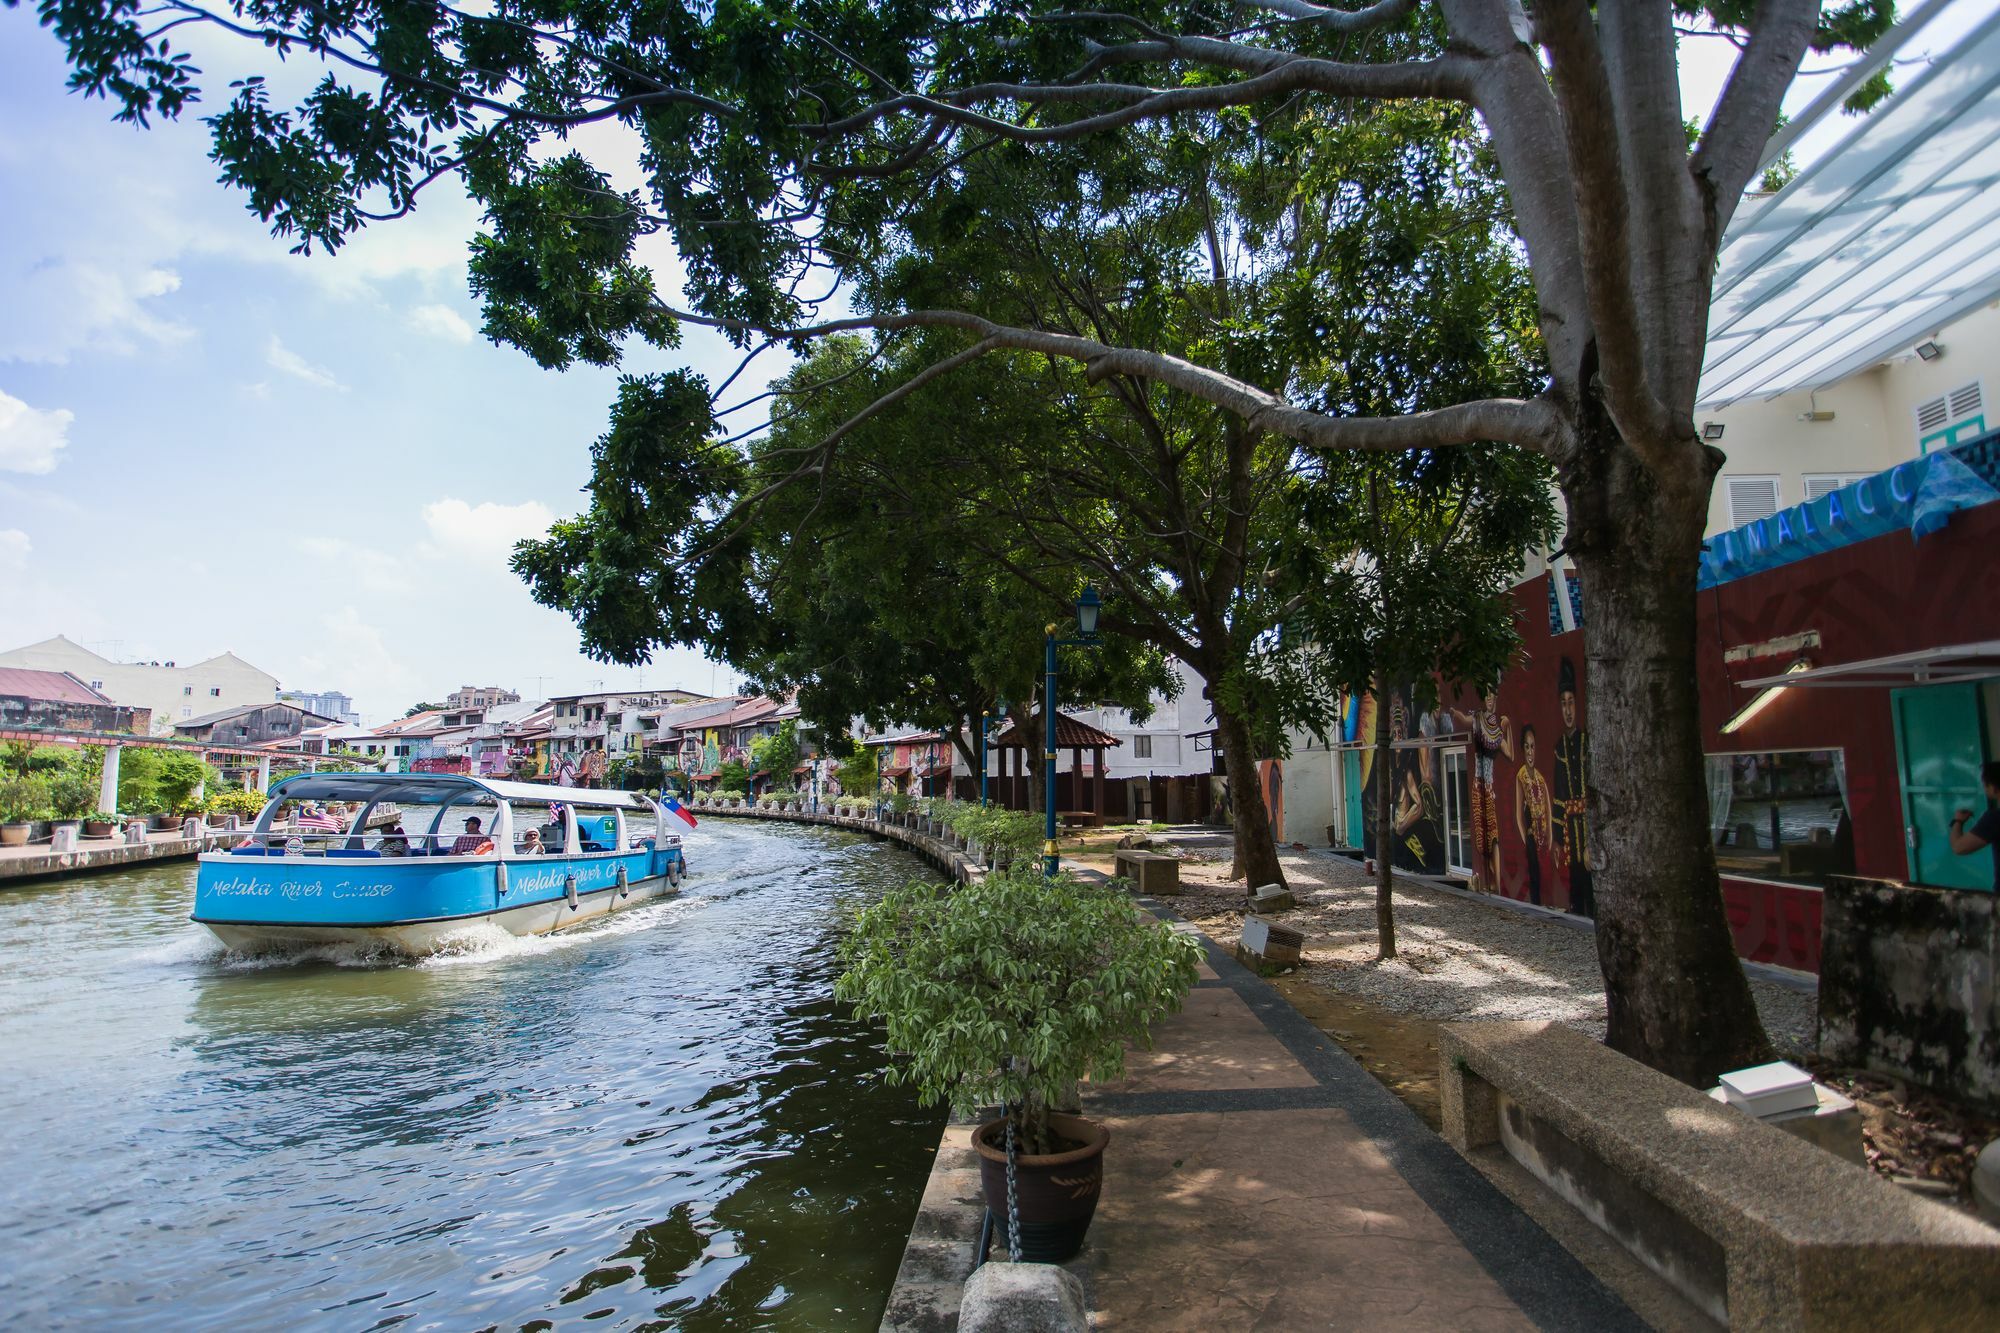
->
990, 711, 1122, 821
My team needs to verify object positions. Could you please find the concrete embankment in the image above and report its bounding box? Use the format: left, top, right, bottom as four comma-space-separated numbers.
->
693, 805, 986, 883
0, 810, 400, 887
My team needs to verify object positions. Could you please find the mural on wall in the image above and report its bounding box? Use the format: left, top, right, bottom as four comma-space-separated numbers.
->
1354, 683, 1452, 876
1445, 690, 1514, 893
1257, 759, 1285, 843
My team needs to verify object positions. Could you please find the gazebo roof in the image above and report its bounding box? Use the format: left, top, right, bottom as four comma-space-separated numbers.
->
992, 711, 1122, 749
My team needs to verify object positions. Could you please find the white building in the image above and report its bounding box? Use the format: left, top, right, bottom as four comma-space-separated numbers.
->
0, 635, 278, 735
279, 688, 360, 725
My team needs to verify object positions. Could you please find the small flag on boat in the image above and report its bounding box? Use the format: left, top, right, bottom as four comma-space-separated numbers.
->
295, 810, 341, 831
663, 795, 698, 829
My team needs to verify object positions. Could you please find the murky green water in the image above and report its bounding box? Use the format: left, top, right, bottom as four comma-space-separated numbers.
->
0, 820, 942, 1330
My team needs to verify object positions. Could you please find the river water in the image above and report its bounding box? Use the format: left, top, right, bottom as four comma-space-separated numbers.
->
0, 820, 943, 1330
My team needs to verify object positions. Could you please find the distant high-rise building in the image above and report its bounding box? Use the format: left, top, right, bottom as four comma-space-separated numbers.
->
446, 685, 521, 711
278, 688, 360, 725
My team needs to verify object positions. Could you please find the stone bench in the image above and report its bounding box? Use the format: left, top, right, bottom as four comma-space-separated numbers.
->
1438, 1020, 2000, 1329
1112, 849, 1179, 894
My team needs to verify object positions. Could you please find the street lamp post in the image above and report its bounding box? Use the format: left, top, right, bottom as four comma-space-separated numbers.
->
1043, 587, 1103, 877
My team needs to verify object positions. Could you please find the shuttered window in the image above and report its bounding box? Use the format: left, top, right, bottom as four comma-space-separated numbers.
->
1803, 473, 1870, 501
1916, 380, 1986, 452
1726, 475, 1782, 527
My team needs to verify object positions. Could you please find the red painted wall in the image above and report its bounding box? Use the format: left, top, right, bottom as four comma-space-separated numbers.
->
1473, 502, 2000, 975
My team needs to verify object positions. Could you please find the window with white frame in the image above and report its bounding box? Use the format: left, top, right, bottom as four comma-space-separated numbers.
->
1915, 380, 1985, 453
1802, 473, 1872, 501
1725, 475, 1782, 527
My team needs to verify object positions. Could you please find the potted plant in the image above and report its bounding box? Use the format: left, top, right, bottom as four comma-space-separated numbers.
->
46, 769, 96, 837
84, 810, 121, 838
0, 776, 50, 846
837, 868, 1200, 1262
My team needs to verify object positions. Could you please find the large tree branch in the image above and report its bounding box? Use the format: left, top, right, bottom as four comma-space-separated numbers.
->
1234, 0, 1419, 31
1535, 0, 1675, 453
1693, 0, 1822, 236
659, 298, 1566, 457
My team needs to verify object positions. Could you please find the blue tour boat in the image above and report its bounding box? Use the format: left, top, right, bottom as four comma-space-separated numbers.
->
192, 772, 691, 955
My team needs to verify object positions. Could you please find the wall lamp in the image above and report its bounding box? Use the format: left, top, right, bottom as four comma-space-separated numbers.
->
1702, 422, 1726, 440
1914, 340, 1943, 362
1719, 659, 1813, 735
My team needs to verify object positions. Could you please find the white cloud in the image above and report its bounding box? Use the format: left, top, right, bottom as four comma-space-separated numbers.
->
290, 605, 420, 714
292, 536, 407, 594
408, 303, 475, 344
0, 528, 28, 572
264, 335, 346, 390
0, 390, 72, 474
421, 497, 555, 567
0, 260, 193, 364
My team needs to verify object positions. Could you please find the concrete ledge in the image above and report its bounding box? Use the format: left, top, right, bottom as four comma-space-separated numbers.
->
694, 805, 981, 884
1439, 1020, 2000, 1330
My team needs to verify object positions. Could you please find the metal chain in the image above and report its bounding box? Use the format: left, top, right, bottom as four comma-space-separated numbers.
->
1004, 1119, 1023, 1263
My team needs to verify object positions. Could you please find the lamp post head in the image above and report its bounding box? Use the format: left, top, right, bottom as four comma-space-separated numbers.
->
1076, 586, 1102, 637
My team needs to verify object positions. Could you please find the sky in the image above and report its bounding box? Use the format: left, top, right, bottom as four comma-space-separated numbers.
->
2, 4, 1993, 724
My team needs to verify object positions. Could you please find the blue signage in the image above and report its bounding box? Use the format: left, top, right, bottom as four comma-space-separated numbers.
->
1698, 452, 1999, 589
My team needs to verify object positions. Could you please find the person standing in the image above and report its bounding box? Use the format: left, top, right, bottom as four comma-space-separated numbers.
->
1514, 725, 1553, 907
1947, 762, 2000, 890
1448, 689, 1513, 893
1551, 657, 1595, 920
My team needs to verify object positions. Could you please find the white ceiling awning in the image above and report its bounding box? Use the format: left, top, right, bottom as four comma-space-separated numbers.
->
1738, 641, 2000, 689
1698, 6, 2000, 410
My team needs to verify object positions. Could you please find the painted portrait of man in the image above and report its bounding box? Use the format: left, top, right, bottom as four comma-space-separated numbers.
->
1551, 656, 1595, 919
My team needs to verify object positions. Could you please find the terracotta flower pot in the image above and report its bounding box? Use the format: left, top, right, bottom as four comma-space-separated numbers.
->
973, 1112, 1109, 1263
84, 820, 115, 838
1, 823, 28, 847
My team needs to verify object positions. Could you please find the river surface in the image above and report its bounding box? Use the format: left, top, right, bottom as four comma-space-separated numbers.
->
0, 820, 943, 1330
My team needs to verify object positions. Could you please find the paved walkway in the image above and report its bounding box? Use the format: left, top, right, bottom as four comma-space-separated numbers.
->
883, 886, 1641, 1331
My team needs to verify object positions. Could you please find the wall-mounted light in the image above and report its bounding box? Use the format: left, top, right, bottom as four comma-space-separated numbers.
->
1702, 422, 1726, 440
1719, 659, 1813, 735
1915, 340, 1943, 362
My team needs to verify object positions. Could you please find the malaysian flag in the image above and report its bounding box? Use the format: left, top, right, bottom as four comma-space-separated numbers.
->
295, 809, 341, 831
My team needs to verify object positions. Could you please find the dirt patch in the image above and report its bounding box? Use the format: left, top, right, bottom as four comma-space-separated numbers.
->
1806, 1063, 2000, 1208
1270, 973, 1444, 1129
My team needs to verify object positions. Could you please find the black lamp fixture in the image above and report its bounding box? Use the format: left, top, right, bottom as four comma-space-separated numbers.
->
1915, 340, 1943, 362
1076, 586, 1102, 637
1702, 421, 1726, 440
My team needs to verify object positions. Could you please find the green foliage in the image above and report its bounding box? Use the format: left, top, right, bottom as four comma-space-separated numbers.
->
1, 743, 76, 778
709, 788, 745, 803
207, 790, 268, 817
0, 776, 53, 824
836, 869, 1201, 1153
715, 757, 751, 791
836, 746, 879, 798
45, 769, 98, 820
940, 802, 1041, 859
403, 701, 444, 717
750, 720, 801, 786
118, 749, 218, 815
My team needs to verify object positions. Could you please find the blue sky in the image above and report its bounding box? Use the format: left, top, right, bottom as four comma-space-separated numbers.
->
3, 6, 1991, 723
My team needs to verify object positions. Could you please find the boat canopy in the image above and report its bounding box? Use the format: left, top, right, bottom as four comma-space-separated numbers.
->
265, 772, 654, 810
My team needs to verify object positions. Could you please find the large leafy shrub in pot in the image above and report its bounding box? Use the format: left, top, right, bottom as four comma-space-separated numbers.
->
835, 868, 1201, 1153
46, 769, 98, 821
0, 775, 53, 826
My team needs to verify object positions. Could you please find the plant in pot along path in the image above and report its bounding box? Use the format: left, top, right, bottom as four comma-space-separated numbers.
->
836, 868, 1201, 1261
0, 776, 53, 846
46, 769, 97, 834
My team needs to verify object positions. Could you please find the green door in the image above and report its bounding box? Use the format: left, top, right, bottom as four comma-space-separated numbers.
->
1893, 683, 1992, 890
1341, 750, 1365, 849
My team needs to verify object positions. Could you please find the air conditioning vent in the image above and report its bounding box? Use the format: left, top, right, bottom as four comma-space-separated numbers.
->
1727, 476, 1782, 527
1917, 395, 1951, 432
1950, 381, 1983, 418
1803, 474, 1868, 501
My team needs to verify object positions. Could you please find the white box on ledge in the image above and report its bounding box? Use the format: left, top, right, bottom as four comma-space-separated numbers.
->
1717, 1060, 1818, 1116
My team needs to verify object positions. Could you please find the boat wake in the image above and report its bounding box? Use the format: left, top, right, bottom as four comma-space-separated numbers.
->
418, 892, 714, 969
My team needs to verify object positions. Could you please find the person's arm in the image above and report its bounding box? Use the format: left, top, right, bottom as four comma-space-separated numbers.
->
1950, 808, 1993, 855
1515, 772, 1527, 844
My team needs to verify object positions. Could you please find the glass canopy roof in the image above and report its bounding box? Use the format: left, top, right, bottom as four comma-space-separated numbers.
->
1698, 7, 2000, 409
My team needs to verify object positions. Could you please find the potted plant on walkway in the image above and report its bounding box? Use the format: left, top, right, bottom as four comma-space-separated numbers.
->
0, 776, 51, 847
46, 769, 96, 839
84, 810, 121, 838
836, 867, 1201, 1262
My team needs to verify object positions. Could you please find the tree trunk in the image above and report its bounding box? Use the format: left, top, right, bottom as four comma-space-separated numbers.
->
1565, 432, 1772, 1086
1211, 701, 1287, 892
1373, 682, 1396, 960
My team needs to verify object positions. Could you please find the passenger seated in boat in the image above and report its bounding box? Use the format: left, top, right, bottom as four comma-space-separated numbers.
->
450, 816, 495, 855
377, 824, 410, 857
517, 828, 551, 855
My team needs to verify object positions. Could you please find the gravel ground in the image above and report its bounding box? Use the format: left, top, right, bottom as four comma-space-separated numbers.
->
1150, 842, 1816, 1058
